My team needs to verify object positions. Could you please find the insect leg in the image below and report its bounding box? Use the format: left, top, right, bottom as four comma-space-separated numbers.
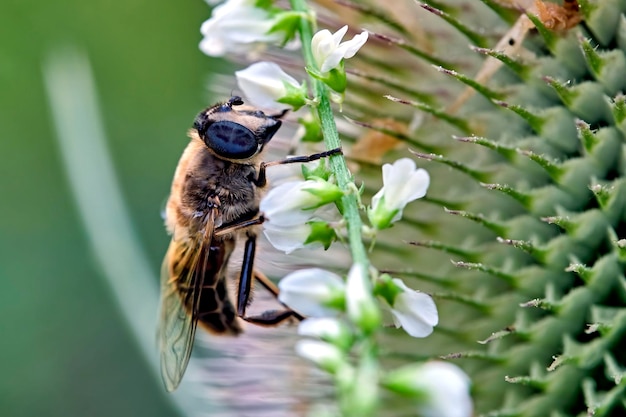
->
243, 309, 302, 326
252, 270, 304, 321
214, 215, 265, 238
255, 147, 343, 187
237, 234, 256, 317
236, 237, 305, 324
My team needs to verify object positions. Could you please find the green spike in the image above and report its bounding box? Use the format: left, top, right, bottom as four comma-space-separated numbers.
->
407, 239, 480, 260
346, 117, 441, 153
495, 102, 580, 154
541, 215, 573, 231
380, 269, 457, 288
580, 37, 605, 75
439, 350, 506, 362
596, 179, 626, 223
494, 100, 545, 133
575, 119, 599, 154
588, 306, 624, 334
496, 236, 540, 258
516, 149, 564, 180
546, 78, 612, 123
481, 182, 532, 208
386, 95, 471, 132
608, 93, 626, 135
435, 65, 506, 101
580, 127, 623, 175
370, 32, 456, 69
547, 209, 609, 246
580, 37, 626, 94
410, 150, 491, 181
478, 0, 521, 24
604, 353, 626, 384
444, 208, 508, 235
422, 195, 467, 211
346, 68, 436, 105
565, 262, 593, 283
519, 297, 557, 312
581, 0, 622, 46
477, 327, 515, 344
576, 0, 598, 19
525, 11, 559, 52
611, 236, 626, 263
544, 76, 578, 107
470, 46, 530, 78
420, 3, 489, 47
432, 291, 491, 311
454, 135, 518, 160
451, 260, 518, 286
334, 0, 410, 36
589, 184, 610, 208
417, 0, 457, 15
504, 375, 547, 390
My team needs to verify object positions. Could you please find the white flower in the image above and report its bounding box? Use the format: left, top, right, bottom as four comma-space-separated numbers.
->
199, 0, 282, 57
345, 264, 381, 333
261, 180, 340, 225
262, 221, 313, 254
298, 317, 345, 339
385, 362, 472, 417
311, 25, 368, 73
260, 180, 342, 253
278, 268, 345, 317
417, 362, 472, 417
235, 62, 304, 111
368, 158, 430, 229
295, 339, 346, 373
388, 278, 438, 338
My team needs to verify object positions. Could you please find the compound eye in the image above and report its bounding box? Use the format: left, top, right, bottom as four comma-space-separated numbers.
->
205, 121, 259, 159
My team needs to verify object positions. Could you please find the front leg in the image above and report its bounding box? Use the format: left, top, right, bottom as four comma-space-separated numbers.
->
254, 147, 343, 187
237, 233, 256, 317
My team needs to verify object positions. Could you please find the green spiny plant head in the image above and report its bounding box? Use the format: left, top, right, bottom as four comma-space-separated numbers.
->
318, 1, 626, 416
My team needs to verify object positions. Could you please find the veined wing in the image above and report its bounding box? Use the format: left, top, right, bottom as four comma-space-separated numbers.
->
158, 206, 217, 392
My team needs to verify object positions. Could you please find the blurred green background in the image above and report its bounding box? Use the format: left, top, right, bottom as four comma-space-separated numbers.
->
1, 1, 231, 415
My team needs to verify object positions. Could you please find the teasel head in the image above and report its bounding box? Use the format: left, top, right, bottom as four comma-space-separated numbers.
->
201, 0, 626, 415
306, 1, 626, 416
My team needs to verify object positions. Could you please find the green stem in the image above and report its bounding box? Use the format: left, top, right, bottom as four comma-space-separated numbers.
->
290, 0, 369, 270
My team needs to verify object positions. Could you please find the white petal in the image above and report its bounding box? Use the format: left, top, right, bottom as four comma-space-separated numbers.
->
312, 26, 354, 73
331, 25, 349, 46
295, 339, 344, 371
338, 31, 368, 59
415, 362, 472, 417
380, 158, 430, 211
235, 62, 299, 110
262, 222, 311, 254
390, 279, 438, 338
260, 181, 318, 226
311, 29, 334, 68
278, 268, 345, 317
198, 1, 280, 57
298, 317, 344, 339
345, 264, 379, 329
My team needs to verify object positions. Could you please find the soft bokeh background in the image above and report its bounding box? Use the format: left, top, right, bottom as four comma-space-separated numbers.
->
1, 1, 236, 415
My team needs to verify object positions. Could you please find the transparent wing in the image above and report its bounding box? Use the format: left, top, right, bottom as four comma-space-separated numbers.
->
157, 208, 216, 392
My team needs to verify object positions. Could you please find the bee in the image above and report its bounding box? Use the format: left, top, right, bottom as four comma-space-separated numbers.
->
158, 96, 340, 391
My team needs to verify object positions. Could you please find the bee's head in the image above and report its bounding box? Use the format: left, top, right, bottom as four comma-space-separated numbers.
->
193, 96, 285, 160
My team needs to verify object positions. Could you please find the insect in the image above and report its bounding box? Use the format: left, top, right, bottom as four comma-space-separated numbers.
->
158, 96, 341, 391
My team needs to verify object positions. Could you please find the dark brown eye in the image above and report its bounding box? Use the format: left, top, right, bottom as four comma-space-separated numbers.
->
204, 120, 259, 159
